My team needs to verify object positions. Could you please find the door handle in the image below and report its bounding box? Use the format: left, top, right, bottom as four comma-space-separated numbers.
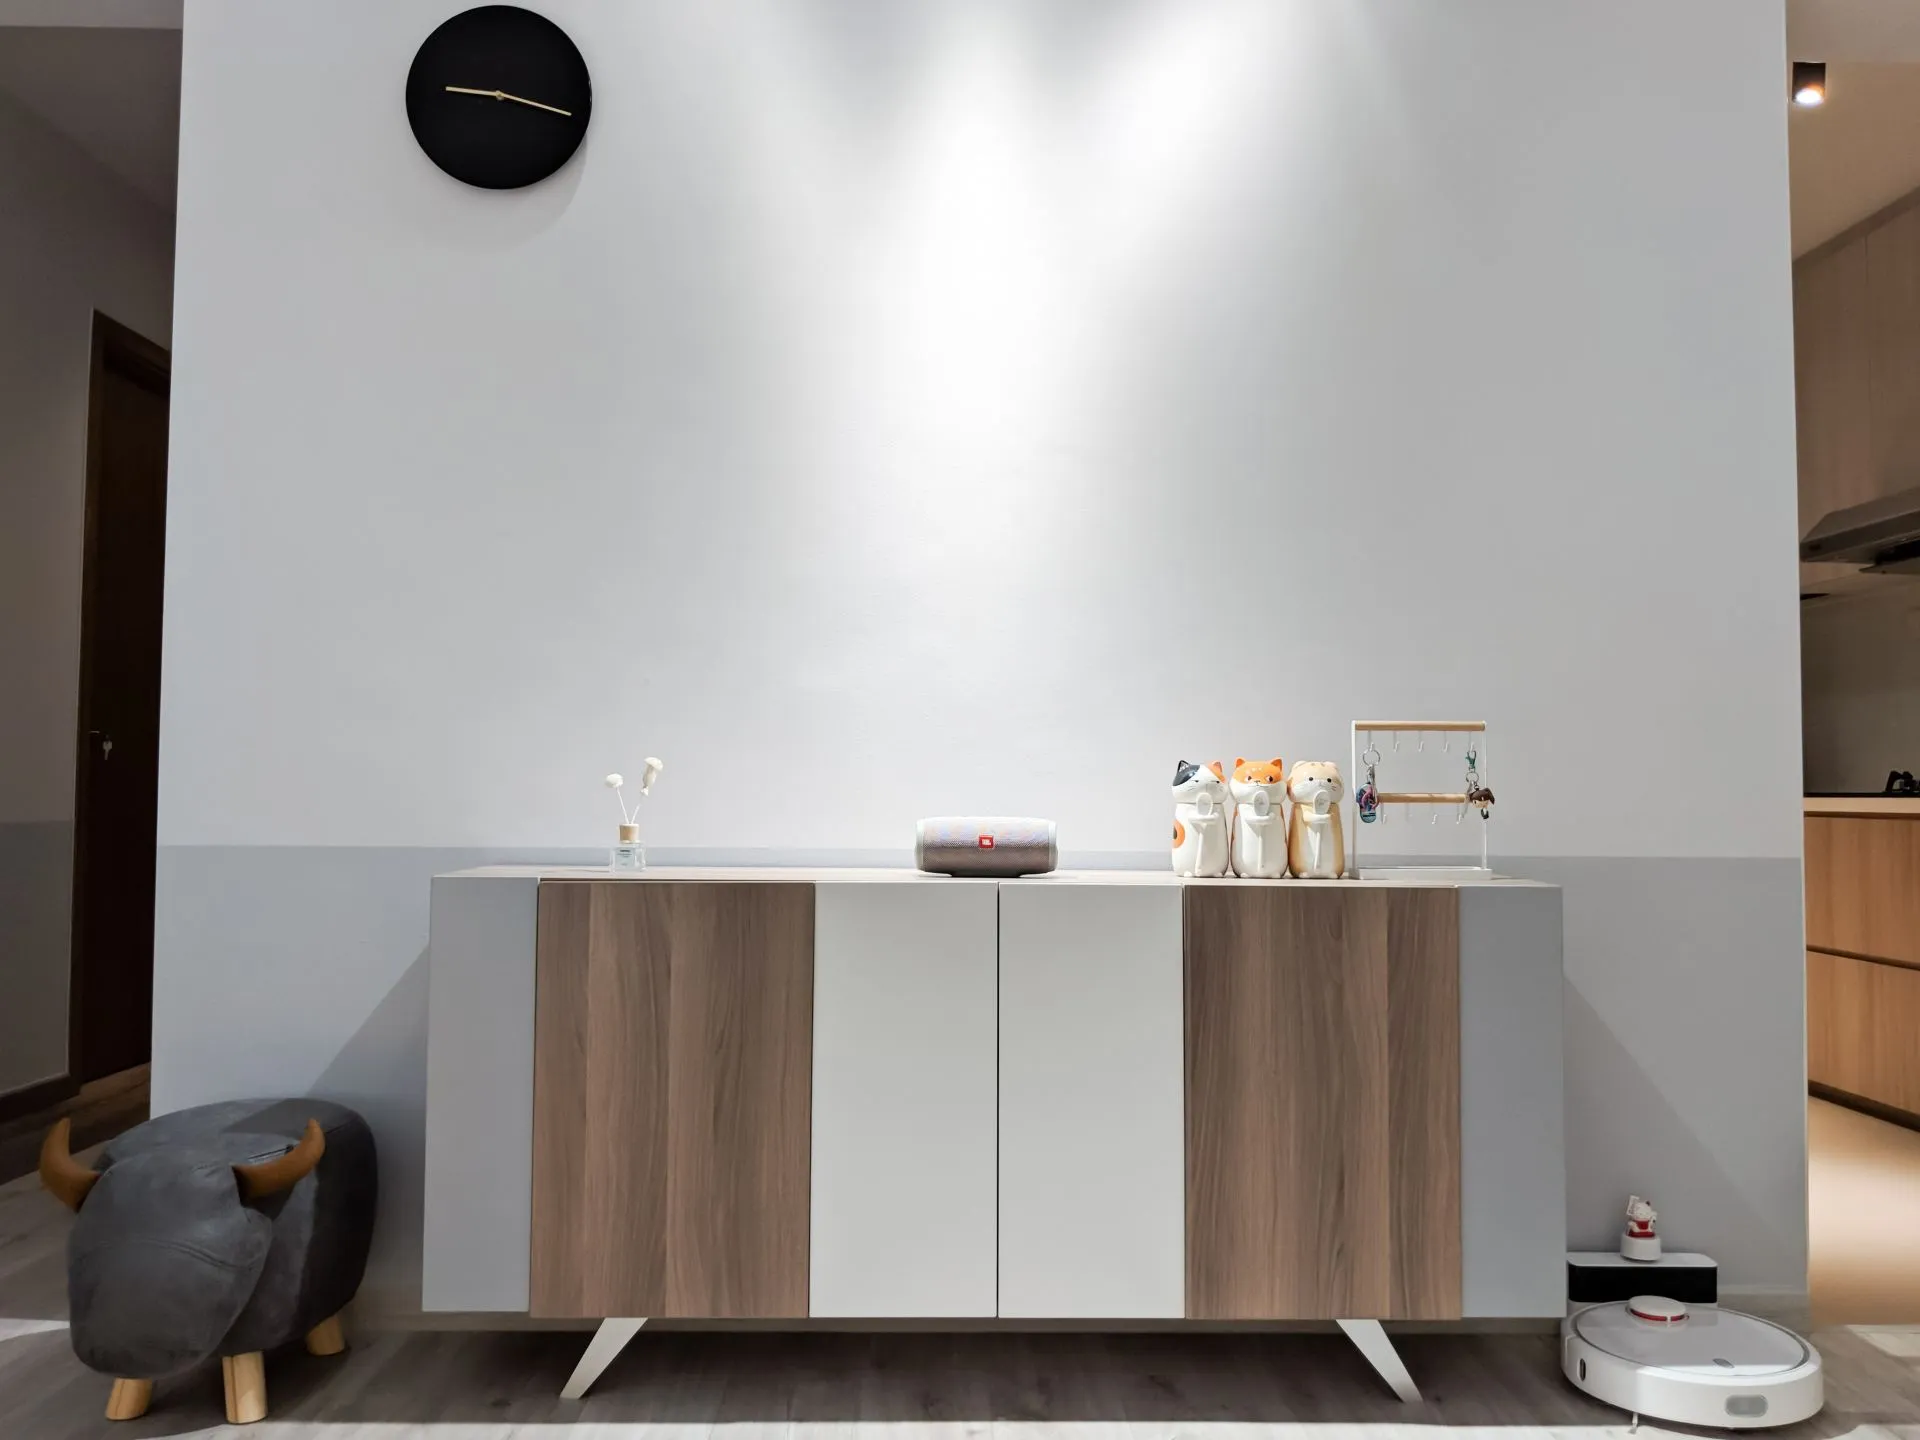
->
89, 729, 113, 761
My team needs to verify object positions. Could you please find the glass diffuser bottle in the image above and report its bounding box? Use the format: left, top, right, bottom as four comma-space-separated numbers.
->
604, 759, 663, 873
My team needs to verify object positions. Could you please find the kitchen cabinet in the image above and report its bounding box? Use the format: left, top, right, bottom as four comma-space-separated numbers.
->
1804, 813, 1920, 966
1804, 804, 1920, 1122
1869, 203, 1920, 498
1794, 237, 1875, 537
1809, 948, 1920, 1115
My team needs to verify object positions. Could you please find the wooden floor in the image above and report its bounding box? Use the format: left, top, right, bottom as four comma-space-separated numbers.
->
1811, 1096, 1920, 1325
4, 1161, 1920, 1438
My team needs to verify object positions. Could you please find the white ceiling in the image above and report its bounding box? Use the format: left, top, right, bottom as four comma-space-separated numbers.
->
1789, 0, 1920, 61
1790, 63, 1920, 256
0, 24, 179, 211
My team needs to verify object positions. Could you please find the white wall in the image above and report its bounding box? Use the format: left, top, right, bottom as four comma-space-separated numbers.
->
1803, 587, 1920, 792
0, 86, 172, 1096
163, 0, 1801, 863
160, 0, 1808, 1306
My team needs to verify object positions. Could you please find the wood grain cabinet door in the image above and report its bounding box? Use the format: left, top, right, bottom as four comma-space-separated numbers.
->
529, 881, 813, 1319
1805, 816, 1920, 965
1184, 886, 1461, 1320
1809, 948, 1920, 1114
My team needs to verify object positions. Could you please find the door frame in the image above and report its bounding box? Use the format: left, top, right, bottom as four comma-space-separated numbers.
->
66, 311, 171, 1088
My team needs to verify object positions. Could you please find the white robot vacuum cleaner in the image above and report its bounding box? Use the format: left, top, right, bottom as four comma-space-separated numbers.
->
1562, 1297, 1823, 1428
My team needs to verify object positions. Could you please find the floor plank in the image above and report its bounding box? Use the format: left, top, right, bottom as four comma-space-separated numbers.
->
1811, 1096, 1920, 1325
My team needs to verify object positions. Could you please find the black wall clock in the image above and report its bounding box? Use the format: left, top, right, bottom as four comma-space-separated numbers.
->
406, 6, 591, 190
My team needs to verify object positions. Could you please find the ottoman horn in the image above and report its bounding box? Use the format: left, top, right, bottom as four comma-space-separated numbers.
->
234, 1119, 325, 1200
39, 1118, 100, 1210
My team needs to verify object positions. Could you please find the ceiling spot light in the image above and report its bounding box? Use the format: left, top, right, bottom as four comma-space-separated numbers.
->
1793, 61, 1827, 107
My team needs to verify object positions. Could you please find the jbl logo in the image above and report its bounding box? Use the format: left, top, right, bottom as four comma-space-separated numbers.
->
977, 835, 995, 849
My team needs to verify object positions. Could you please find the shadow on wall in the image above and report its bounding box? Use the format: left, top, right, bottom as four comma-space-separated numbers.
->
311, 948, 431, 1318
1563, 985, 1779, 1262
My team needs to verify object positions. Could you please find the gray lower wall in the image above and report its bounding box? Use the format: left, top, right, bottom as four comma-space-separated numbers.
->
1505, 856, 1806, 1296
152, 846, 1807, 1321
0, 821, 73, 1095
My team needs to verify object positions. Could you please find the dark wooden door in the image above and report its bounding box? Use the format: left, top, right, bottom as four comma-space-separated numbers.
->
1184, 885, 1462, 1320
68, 315, 170, 1084
529, 880, 814, 1318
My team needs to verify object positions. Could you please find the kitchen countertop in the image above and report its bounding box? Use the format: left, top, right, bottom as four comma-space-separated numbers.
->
1805, 795, 1920, 817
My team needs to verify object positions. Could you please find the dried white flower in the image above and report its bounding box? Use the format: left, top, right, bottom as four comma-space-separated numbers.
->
604, 773, 624, 789
639, 757, 664, 794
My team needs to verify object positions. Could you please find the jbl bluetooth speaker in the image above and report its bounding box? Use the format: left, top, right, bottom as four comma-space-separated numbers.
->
916, 817, 1058, 877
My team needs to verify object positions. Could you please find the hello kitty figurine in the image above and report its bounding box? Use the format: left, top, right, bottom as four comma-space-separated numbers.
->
1230, 758, 1288, 878
1286, 761, 1346, 879
1171, 760, 1231, 877
1621, 1195, 1661, 1262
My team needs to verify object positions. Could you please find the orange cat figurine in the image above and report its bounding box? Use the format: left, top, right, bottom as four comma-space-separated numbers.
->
1229, 758, 1287, 878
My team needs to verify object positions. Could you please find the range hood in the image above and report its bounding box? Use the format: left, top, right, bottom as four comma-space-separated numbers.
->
1801, 485, 1920, 576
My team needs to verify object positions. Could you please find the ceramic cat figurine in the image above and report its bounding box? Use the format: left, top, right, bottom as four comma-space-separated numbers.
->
1229, 757, 1288, 878
1171, 760, 1230, 877
1286, 760, 1346, 879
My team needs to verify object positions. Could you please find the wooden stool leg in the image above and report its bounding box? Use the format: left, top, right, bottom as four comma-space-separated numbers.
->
105, 1378, 152, 1420
221, 1352, 267, 1425
305, 1313, 346, 1357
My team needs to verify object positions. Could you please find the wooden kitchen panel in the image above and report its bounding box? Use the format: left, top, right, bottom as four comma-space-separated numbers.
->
1184, 886, 1461, 1321
1805, 816, 1920, 965
529, 881, 813, 1319
1809, 948, 1920, 1116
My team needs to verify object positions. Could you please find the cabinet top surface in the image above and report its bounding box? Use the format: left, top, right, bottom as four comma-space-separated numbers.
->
1805, 796, 1920, 818
435, 865, 1556, 890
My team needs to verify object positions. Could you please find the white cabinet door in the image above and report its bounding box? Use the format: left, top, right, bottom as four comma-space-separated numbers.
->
997, 882, 1185, 1318
809, 881, 999, 1317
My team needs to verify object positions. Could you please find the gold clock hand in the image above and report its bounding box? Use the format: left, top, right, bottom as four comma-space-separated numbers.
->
444, 85, 573, 118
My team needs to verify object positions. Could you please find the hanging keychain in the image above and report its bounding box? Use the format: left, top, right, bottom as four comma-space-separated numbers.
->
1357, 742, 1382, 823
1464, 743, 1495, 819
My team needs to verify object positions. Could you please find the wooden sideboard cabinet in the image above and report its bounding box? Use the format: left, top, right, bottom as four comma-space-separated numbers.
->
424, 867, 1563, 1402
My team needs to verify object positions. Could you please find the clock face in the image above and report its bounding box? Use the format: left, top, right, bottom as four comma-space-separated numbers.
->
406, 6, 591, 190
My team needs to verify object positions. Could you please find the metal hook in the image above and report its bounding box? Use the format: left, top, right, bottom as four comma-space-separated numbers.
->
1431, 809, 1438, 826
1392, 731, 1401, 753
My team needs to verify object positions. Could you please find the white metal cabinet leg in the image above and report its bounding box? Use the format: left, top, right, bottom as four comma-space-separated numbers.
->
560, 1317, 647, 1400
1337, 1318, 1421, 1403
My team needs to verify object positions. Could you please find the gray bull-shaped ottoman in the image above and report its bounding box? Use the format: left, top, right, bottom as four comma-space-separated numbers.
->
40, 1098, 377, 1425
